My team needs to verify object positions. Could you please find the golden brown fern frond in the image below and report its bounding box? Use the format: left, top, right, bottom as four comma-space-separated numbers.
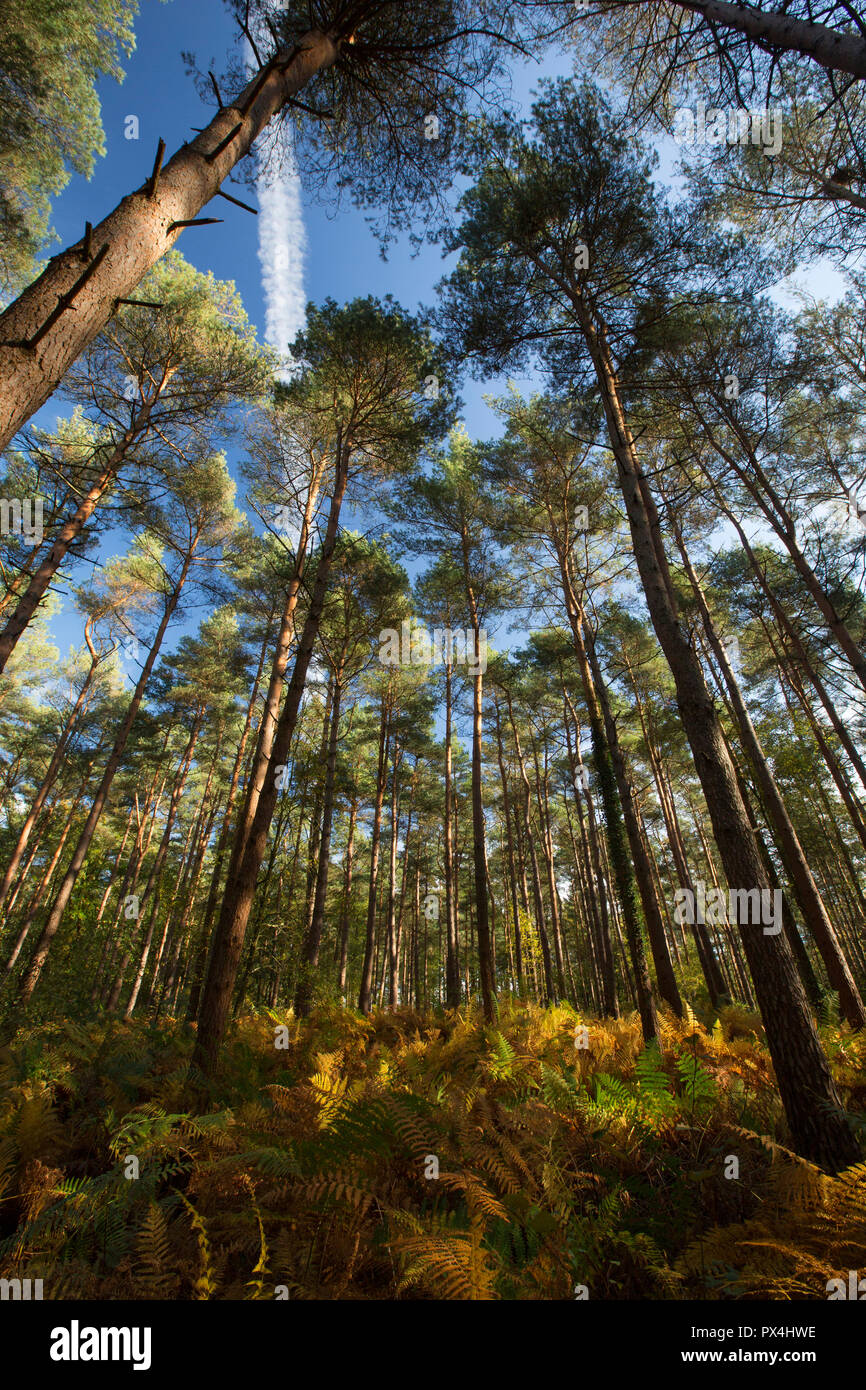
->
436, 1170, 510, 1224
299, 1170, 375, 1216
391, 1222, 499, 1300
136, 1202, 175, 1298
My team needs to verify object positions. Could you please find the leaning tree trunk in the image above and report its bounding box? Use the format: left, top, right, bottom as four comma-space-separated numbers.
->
0, 401, 159, 674
0, 631, 100, 911
580, 303, 858, 1171
0, 31, 338, 451
12, 552, 193, 1005
692, 431, 866, 698
672, 0, 866, 78
1, 766, 91, 978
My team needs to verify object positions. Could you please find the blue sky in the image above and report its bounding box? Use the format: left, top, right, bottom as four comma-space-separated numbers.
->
25, 0, 850, 671
37, 0, 572, 434
29, 0, 575, 668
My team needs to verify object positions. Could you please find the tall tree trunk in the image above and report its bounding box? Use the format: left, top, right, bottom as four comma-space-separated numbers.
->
460, 558, 495, 1021
584, 637, 673, 1027
493, 699, 524, 992
385, 748, 404, 1009
226, 477, 323, 896
337, 799, 357, 997
358, 702, 391, 1015
443, 658, 460, 1008
122, 712, 203, 1017
295, 676, 343, 1017
627, 661, 728, 1006
581, 304, 857, 1169
504, 690, 556, 1003
192, 446, 348, 1073
678, 530, 866, 1029
184, 633, 268, 1022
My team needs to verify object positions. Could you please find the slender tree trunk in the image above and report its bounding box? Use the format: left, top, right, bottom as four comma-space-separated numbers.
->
0, 635, 101, 910
581, 304, 857, 1169
184, 634, 267, 1022
12, 550, 194, 1004
504, 690, 556, 1003
228, 479, 323, 893
493, 699, 524, 991
192, 446, 348, 1072
628, 664, 728, 1006
122, 712, 203, 1017
681, 541, 865, 1028
337, 799, 357, 997
442, 659, 460, 1008
295, 677, 343, 1017
0, 777, 86, 977
584, 638, 672, 1027
0, 401, 161, 673
358, 703, 390, 1015
385, 748, 404, 1009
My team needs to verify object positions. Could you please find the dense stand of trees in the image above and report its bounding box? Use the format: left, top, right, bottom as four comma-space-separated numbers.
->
1, 0, 866, 1174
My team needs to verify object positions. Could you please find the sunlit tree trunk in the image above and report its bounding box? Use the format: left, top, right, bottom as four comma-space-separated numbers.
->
13, 550, 195, 1004
0, 33, 338, 451
193, 447, 349, 1069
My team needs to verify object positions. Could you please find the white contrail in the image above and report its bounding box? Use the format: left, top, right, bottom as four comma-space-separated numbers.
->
244, 27, 307, 382
254, 126, 307, 382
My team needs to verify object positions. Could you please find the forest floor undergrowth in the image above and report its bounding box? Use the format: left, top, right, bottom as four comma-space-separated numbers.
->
1, 1001, 866, 1299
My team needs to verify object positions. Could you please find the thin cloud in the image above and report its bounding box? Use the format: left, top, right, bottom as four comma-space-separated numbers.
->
255, 127, 307, 382
245, 29, 307, 382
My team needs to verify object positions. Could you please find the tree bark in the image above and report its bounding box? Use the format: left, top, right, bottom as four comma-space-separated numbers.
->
295, 677, 343, 1016
358, 701, 391, 1015
192, 447, 349, 1072
0, 32, 338, 450
678, 530, 866, 1029
12, 550, 194, 1004
580, 302, 857, 1169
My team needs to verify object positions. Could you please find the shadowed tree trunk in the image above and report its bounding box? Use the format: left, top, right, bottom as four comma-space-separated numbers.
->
676, 524, 866, 1030
581, 303, 858, 1170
